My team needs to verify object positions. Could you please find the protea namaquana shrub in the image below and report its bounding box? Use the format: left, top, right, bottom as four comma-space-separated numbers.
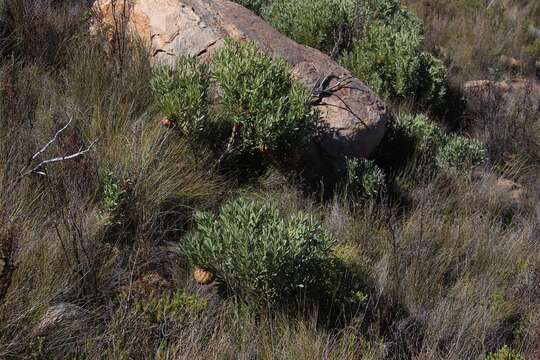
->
340, 0, 447, 109
393, 113, 447, 158
262, 0, 356, 54
180, 197, 334, 306
150, 56, 209, 140
436, 136, 487, 172
212, 39, 318, 160
343, 158, 386, 198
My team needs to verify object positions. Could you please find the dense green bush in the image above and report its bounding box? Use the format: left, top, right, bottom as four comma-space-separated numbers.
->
181, 197, 334, 306
233, 0, 269, 14
150, 57, 209, 139
212, 40, 317, 158
340, 0, 447, 108
233, 0, 447, 107
343, 158, 385, 198
262, 0, 355, 54
376, 113, 447, 170
376, 113, 487, 177
394, 113, 447, 155
436, 136, 487, 171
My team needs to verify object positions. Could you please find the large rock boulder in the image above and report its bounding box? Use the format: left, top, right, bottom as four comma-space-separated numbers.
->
93, 0, 389, 158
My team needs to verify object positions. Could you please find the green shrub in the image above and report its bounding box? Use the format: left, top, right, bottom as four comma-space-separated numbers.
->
101, 170, 127, 214
212, 40, 317, 158
484, 345, 525, 360
340, 0, 447, 108
436, 136, 487, 172
150, 57, 209, 139
343, 158, 385, 198
180, 197, 334, 306
394, 113, 447, 155
262, 0, 355, 54
98, 170, 132, 240
233, 0, 270, 14
375, 113, 447, 171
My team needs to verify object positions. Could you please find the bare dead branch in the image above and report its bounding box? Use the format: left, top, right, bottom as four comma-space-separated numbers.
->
311, 74, 369, 128
29, 117, 73, 164
24, 139, 99, 177
214, 124, 242, 171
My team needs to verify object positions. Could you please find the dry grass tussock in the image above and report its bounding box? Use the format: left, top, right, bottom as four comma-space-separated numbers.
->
404, 0, 540, 84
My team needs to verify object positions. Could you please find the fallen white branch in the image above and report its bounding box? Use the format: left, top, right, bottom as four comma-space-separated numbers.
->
24, 139, 100, 177
18, 118, 99, 181
487, 0, 498, 9
29, 118, 73, 163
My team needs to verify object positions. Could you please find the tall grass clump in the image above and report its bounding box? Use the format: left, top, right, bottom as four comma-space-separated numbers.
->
465, 79, 540, 175
403, 0, 540, 81
181, 197, 334, 306
97, 125, 223, 245
0, 0, 86, 67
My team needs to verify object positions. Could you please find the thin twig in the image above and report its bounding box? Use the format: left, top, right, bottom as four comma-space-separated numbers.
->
311, 74, 369, 128
29, 118, 73, 164
19, 139, 99, 179
320, 93, 369, 128
487, 0, 498, 9
214, 124, 241, 171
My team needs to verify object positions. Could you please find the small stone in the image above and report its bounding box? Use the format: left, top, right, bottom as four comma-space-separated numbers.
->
494, 178, 525, 207
33, 303, 86, 336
